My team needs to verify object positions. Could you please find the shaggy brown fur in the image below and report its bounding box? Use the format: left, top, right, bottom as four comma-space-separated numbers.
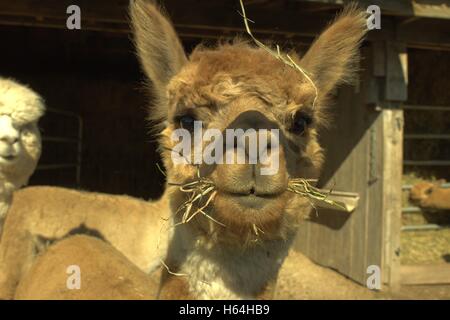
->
15, 235, 159, 300
0, 186, 170, 299
409, 180, 450, 210
1, 0, 367, 299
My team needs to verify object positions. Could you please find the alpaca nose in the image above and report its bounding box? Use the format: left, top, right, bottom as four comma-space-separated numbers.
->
227, 110, 278, 156
0, 133, 19, 145
0, 115, 19, 145
231, 110, 277, 132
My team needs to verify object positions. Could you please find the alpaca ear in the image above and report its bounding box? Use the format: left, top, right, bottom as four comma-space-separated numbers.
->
300, 5, 368, 96
130, 0, 187, 100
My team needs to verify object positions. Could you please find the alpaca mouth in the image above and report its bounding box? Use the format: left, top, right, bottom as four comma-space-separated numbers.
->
216, 188, 288, 211
221, 189, 284, 210
213, 190, 290, 230
233, 193, 278, 209
0, 154, 17, 162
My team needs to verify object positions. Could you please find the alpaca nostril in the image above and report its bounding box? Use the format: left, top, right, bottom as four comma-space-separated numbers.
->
0, 136, 18, 145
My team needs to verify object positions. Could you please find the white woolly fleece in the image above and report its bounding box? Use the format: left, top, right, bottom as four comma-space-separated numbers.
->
0, 78, 45, 236
0, 78, 45, 126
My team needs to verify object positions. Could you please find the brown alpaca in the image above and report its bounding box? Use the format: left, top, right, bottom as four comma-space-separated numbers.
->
2, 0, 367, 299
409, 180, 450, 210
0, 186, 171, 299
14, 235, 159, 300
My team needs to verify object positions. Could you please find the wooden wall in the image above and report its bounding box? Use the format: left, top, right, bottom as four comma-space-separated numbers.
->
294, 43, 405, 287
294, 47, 384, 285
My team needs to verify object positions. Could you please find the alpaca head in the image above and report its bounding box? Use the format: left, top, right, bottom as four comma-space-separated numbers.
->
0, 78, 45, 191
409, 180, 446, 206
130, 0, 367, 245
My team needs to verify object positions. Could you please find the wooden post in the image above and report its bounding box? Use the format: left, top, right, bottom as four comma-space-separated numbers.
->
380, 108, 404, 290
380, 41, 407, 290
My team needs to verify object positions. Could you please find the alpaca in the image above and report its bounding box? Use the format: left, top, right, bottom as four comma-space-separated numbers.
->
0, 78, 44, 238
2, 0, 367, 299
0, 186, 171, 299
409, 180, 450, 210
14, 235, 159, 300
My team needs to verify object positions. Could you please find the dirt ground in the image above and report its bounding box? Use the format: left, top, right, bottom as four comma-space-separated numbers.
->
275, 249, 450, 300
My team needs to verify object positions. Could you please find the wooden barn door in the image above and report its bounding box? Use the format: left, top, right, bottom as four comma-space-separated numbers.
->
294, 43, 405, 288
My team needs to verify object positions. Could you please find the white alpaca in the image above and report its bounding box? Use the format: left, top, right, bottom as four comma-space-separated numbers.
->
0, 78, 44, 236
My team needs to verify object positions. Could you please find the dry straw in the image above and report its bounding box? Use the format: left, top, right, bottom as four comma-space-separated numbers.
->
238, 0, 319, 108
288, 178, 346, 211
161, 148, 227, 227
163, 167, 345, 229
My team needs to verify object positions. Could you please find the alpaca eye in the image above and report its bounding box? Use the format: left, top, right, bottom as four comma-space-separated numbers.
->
178, 114, 197, 131
425, 188, 433, 195
290, 112, 312, 135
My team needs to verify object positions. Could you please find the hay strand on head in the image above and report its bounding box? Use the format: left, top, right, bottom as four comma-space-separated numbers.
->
238, 0, 319, 108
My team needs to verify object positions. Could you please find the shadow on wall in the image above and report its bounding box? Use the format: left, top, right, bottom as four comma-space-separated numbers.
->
312, 45, 379, 230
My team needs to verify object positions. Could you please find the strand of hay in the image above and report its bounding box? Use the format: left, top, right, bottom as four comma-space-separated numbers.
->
175, 182, 224, 227
159, 258, 189, 277
162, 147, 227, 227
252, 223, 265, 237
238, 0, 319, 108
170, 169, 225, 227
288, 178, 346, 211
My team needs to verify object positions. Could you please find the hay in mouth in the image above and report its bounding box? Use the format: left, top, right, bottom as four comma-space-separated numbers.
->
169, 173, 345, 229
173, 177, 224, 227
287, 178, 346, 211
159, 149, 345, 231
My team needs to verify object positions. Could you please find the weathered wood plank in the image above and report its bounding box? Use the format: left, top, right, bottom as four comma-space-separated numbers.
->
385, 42, 408, 102
372, 41, 386, 77
381, 108, 404, 289
1, 0, 450, 47
294, 48, 386, 286
361, 46, 384, 284
295, 0, 450, 20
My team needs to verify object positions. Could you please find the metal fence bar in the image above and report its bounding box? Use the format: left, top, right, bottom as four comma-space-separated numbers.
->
403, 160, 450, 166
402, 183, 450, 190
402, 224, 450, 231
402, 207, 422, 213
37, 164, 77, 170
404, 134, 450, 140
401, 104, 450, 234
46, 108, 80, 117
42, 137, 79, 143
38, 108, 83, 186
403, 105, 450, 111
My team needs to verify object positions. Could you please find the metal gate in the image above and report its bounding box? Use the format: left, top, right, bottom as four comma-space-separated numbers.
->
35, 108, 83, 187
402, 104, 450, 231
400, 104, 450, 285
